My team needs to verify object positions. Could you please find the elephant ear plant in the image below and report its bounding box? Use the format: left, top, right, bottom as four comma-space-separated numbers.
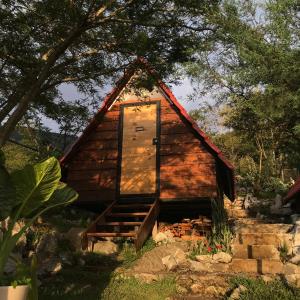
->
0, 150, 78, 282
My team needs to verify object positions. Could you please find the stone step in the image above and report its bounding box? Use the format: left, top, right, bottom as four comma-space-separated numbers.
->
237, 224, 293, 234
229, 259, 284, 274
232, 244, 280, 259
234, 233, 293, 248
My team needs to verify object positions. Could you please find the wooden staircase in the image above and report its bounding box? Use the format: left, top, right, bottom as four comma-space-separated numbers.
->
82, 198, 159, 251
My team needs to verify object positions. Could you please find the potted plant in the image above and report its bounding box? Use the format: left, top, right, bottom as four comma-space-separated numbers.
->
0, 150, 78, 300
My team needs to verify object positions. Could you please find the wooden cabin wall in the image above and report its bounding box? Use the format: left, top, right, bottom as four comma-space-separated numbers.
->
66, 87, 217, 206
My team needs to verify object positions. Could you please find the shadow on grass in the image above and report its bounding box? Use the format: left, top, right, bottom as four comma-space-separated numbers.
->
39, 252, 121, 300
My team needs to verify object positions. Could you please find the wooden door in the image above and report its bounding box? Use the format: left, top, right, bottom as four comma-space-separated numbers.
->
119, 103, 159, 195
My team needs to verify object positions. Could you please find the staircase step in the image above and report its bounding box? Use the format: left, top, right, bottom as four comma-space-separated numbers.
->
232, 244, 280, 259
230, 259, 284, 274
87, 232, 136, 237
99, 222, 142, 226
235, 233, 293, 247
113, 204, 152, 209
237, 224, 293, 234
107, 212, 148, 217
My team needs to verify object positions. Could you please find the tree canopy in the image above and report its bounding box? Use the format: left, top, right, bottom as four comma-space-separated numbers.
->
187, 0, 300, 188
0, 0, 220, 146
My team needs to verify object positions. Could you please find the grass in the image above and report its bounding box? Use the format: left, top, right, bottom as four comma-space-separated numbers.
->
228, 277, 300, 300
100, 275, 176, 300
119, 238, 156, 268
39, 238, 163, 300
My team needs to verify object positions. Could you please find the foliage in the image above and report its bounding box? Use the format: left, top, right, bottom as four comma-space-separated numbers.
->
0, 0, 221, 146
228, 276, 300, 300
211, 198, 233, 253
278, 241, 290, 263
186, 0, 300, 189
0, 151, 78, 282
189, 238, 226, 259
190, 198, 233, 259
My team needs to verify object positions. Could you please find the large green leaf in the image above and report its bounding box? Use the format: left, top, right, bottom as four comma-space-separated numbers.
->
11, 157, 61, 217
47, 182, 78, 208
0, 165, 16, 221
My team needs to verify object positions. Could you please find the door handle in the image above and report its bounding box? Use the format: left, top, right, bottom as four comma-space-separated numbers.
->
152, 138, 158, 145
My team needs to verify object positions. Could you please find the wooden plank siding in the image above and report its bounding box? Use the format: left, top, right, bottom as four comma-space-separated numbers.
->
66, 93, 217, 204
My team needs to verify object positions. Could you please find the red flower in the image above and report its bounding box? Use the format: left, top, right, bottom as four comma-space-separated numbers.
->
207, 247, 212, 253
216, 244, 222, 249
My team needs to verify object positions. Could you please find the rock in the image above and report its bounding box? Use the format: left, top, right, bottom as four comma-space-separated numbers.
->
229, 285, 247, 300
36, 232, 58, 260
284, 274, 300, 288
195, 255, 212, 263
173, 249, 187, 265
205, 285, 218, 295
212, 252, 232, 263
176, 274, 193, 288
292, 214, 300, 224
93, 241, 118, 255
38, 257, 62, 275
59, 252, 73, 266
162, 255, 177, 271
176, 285, 188, 294
153, 231, 174, 244
134, 273, 159, 283
244, 194, 252, 210
78, 258, 85, 266
65, 227, 86, 250
289, 255, 300, 265
190, 283, 202, 294
188, 259, 212, 273
284, 263, 300, 275
12, 220, 27, 249
132, 244, 187, 274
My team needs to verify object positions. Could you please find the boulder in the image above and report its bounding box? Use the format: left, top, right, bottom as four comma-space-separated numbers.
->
289, 255, 300, 265
284, 263, 300, 275
36, 232, 59, 260
212, 252, 232, 264
162, 255, 177, 271
176, 285, 188, 294
188, 259, 212, 272
153, 230, 174, 244
284, 274, 300, 288
195, 255, 212, 263
65, 227, 86, 250
229, 285, 247, 300
38, 257, 62, 275
93, 241, 118, 255
190, 283, 202, 294
173, 249, 187, 265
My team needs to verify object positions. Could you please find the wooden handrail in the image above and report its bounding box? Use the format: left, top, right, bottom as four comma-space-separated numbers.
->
134, 199, 159, 250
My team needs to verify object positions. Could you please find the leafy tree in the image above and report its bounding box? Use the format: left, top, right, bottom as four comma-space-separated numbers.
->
186, 0, 300, 181
0, 0, 221, 146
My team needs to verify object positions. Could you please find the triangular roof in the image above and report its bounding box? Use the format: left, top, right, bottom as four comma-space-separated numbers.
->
60, 58, 235, 200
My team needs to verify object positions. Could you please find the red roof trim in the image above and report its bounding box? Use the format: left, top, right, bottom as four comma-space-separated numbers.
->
60, 58, 235, 200
284, 177, 300, 203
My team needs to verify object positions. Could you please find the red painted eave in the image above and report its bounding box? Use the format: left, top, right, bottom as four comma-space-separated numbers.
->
284, 177, 300, 203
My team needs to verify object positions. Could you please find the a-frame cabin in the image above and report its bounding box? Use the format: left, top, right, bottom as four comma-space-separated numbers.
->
60, 59, 235, 250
